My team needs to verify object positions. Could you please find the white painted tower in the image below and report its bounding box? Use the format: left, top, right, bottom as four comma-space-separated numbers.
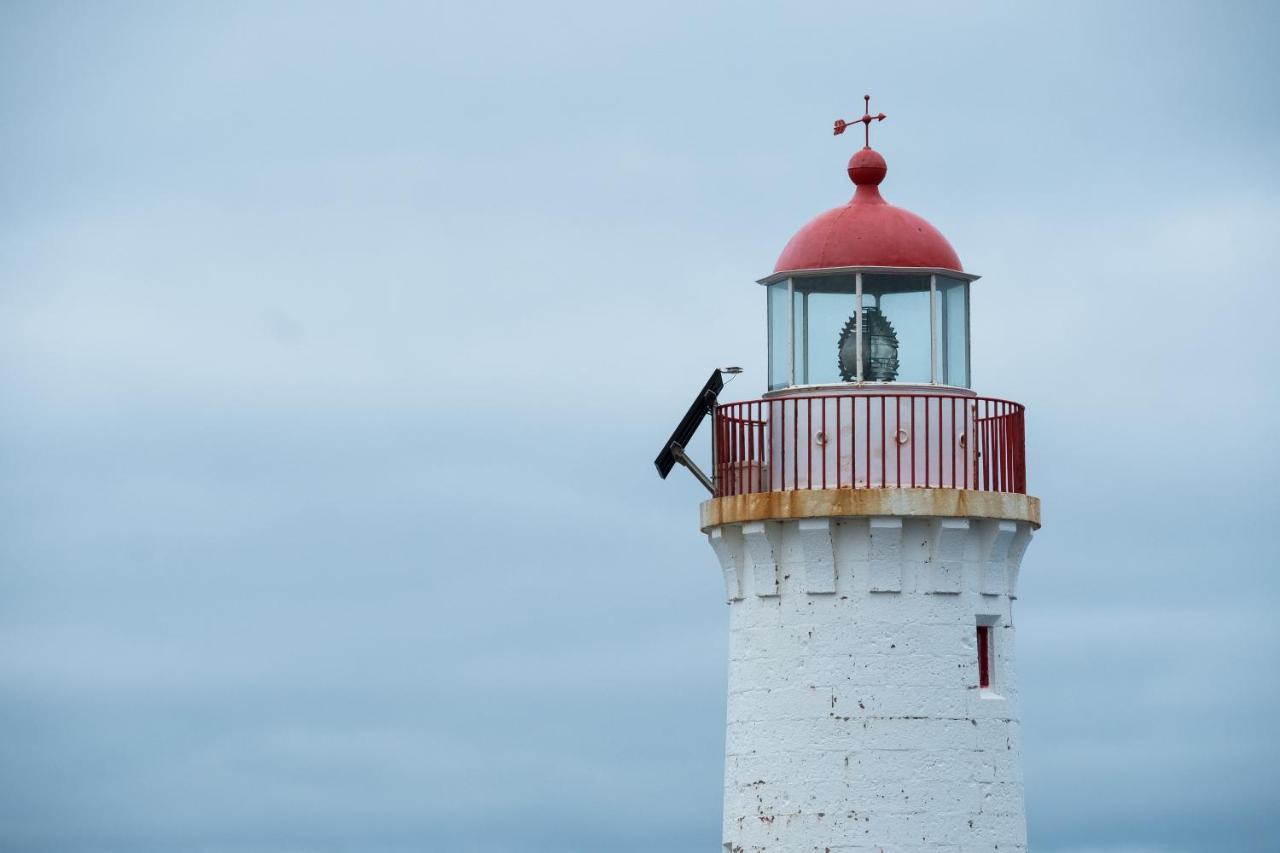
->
657, 99, 1041, 852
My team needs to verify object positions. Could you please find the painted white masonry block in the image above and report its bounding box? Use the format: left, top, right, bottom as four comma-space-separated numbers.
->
741, 521, 780, 597
707, 525, 744, 602
796, 518, 836, 594
930, 517, 969, 593
1007, 523, 1034, 599
867, 516, 903, 592
983, 520, 1019, 595
709, 515, 1035, 853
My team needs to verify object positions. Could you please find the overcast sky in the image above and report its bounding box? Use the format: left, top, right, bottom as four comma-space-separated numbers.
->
2, 2, 1278, 851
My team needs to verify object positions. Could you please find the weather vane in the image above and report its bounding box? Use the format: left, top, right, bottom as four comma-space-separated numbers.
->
833, 95, 886, 148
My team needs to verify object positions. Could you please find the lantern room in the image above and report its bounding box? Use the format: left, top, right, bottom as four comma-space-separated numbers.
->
763, 269, 973, 390
763, 141, 974, 391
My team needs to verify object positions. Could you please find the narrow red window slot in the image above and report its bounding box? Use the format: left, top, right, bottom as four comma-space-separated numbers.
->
976, 625, 992, 688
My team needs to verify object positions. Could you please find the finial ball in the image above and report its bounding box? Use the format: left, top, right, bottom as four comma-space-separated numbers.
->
848, 147, 887, 186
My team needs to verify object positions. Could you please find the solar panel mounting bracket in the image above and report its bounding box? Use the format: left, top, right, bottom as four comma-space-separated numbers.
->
668, 441, 715, 494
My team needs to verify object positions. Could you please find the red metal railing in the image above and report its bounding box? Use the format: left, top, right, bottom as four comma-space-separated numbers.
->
713, 393, 1026, 497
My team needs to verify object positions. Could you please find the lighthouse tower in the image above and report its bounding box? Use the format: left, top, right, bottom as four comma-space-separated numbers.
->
658, 99, 1041, 852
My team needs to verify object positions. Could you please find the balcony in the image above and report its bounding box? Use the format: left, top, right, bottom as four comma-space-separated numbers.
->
713, 391, 1026, 498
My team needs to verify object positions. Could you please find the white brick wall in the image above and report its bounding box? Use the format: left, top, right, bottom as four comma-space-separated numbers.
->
709, 516, 1034, 852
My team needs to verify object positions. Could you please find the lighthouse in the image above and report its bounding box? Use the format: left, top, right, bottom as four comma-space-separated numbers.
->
656, 98, 1041, 852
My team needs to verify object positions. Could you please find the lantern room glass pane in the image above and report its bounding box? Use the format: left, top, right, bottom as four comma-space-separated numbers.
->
937, 276, 970, 387
792, 275, 856, 385
793, 287, 806, 382
767, 280, 790, 390
861, 274, 932, 383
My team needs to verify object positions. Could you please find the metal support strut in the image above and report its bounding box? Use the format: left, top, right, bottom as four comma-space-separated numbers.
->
669, 442, 715, 494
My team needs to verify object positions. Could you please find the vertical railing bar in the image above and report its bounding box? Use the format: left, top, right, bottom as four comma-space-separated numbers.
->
821, 396, 828, 489
1008, 406, 1015, 494
998, 404, 1004, 491
1020, 408, 1027, 494
717, 406, 725, 496
807, 396, 813, 490
1008, 404, 1018, 491
937, 395, 943, 488
880, 395, 887, 488
727, 404, 737, 494
852, 397, 858, 488
983, 401, 991, 491
1011, 407, 1017, 494
767, 401, 775, 492
746, 406, 752, 493
757, 399, 768, 489
766, 401, 773, 492
732, 405, 738, 496
991, 402, 999, 491
713, 406, 720, 495
761, 401, 767, 492
792, 398, 798, 491
1010, 405, 1016, 494
864, 395, 871, 490
1005, 408, 1011, 492
836, 396, 843, 489
754, 401, 761, 494
925, 396, 931, 488
732, 405, 739, 497
910, 395, 917, 488
737, 403, 744, 496
773, 399, 783, 491
895, 395, 902, 488
756, 401, 762, 494
729, 405, 735, 497
735, 405, 742, 496
990, 404, 996, 493
996, 406, 1003, 492
999, 408, 1007, 492
739, 405, 745, 496
994, 405, 1001, 493
722, 405, 729, 496
1022, 409, 1028, 494
1010, 407, 1017, 493
721, 406, 729, 496
985, 402, 991, 492
729, 406, 736, 496
1006, 407, 1013, 493
950, 397, 957, 489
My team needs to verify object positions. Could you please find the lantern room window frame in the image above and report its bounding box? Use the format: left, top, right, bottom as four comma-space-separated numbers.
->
761, 266, 979, 392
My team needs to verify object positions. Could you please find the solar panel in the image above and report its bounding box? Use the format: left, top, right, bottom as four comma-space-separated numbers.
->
653, 369, 725, 479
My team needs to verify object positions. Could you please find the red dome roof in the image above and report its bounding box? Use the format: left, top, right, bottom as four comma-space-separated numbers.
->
774, 147, 962, 274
